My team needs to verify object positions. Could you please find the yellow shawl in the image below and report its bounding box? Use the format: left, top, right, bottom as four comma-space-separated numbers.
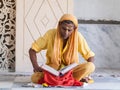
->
51, 14, 79, 70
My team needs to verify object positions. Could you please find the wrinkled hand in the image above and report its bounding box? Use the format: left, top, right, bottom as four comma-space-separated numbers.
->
33, 65, 43, 72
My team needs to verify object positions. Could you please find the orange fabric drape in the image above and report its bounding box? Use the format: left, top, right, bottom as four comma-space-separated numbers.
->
51, 14, 79, 69
38, 70, 83, 86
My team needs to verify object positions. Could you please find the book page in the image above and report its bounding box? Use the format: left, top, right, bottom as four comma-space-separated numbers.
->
59, 63, 78, 75
41, 64, 59, 76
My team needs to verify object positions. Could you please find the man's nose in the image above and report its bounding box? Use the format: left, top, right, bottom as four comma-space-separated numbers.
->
65, 30, 68, 35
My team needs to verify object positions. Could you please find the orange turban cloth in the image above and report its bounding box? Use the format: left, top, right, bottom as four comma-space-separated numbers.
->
51, 14, 79, 70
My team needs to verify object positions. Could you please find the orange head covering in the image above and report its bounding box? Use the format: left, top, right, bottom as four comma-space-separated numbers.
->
51, 14, 79, 70
59, 14, 78, 27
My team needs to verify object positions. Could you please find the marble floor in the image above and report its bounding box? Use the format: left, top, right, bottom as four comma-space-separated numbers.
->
0, 68, 120, 90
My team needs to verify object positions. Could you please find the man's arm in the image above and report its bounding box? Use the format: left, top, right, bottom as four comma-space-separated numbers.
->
29, 48, 42, 72
87, 56, 94, 63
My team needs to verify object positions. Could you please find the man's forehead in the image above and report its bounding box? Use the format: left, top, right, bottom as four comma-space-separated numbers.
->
61, 23, 74, 28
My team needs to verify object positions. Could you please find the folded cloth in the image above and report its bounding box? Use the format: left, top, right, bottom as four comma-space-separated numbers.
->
38, 70, 83, 86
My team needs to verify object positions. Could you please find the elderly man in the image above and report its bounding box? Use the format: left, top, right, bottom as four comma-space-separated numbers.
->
29, 14, 95, 84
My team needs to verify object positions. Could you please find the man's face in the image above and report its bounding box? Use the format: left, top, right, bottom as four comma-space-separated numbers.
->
59, 23, 75, 40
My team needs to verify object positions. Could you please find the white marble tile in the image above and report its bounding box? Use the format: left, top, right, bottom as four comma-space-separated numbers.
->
0, 75, 15, 81
0, 72, 119, 90
14, 76, 31, 83
83, 82, 120, 90
0, 81, 13, 88
78, 24, 120, 69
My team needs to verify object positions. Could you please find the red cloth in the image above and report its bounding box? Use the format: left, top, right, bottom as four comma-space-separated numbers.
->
38, 70, 83, 86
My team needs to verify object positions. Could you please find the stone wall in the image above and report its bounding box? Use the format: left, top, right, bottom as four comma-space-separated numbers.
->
78, 24, 120, 69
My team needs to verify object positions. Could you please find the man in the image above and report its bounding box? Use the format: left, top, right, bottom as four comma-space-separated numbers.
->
29, 14, 95, 84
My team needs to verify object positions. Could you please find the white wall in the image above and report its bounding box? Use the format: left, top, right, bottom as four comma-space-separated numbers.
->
74, 0, 120, 21
16, 0, 73, 73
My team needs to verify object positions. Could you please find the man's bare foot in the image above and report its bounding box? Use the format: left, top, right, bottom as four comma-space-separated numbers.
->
80, 77, 89, 83
80, 77, 94, 84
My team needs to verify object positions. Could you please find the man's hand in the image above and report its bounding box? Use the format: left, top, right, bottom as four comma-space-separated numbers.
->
87, 57, 94, 63
33, 65, 43, 72
29, 48, 43, 72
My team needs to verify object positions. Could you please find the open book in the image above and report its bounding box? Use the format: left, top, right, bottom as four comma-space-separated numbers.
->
40, 63, 78, 76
